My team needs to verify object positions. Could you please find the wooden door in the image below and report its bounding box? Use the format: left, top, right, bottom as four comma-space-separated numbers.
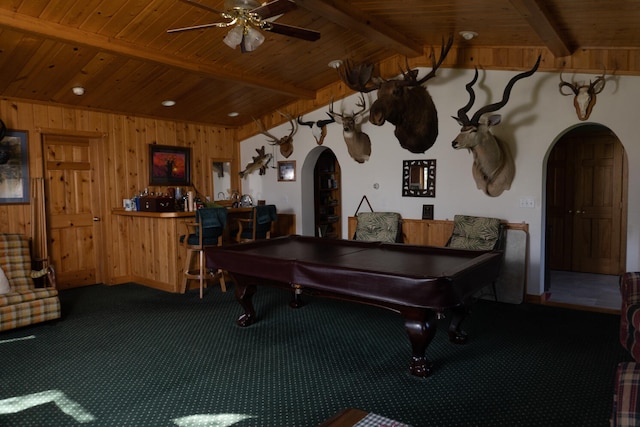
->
43, 134, 101, 289
546, 127, 626, 275
571, 134, 625, 274
546, 141, 574, 270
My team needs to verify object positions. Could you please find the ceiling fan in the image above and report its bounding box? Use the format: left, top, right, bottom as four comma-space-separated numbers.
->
168, 0, 321, 52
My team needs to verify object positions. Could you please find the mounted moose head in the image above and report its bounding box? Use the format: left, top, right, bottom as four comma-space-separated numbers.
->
559, 69, 606, 121
254, 111, 298, 158
452, 56, 541, 197
328, 94, 372, 163
297, 114, 335, 145
336, 35, 453, 153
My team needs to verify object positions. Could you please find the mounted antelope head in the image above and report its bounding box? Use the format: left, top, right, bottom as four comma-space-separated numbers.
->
297, 114, 335, 145
559, 69, 606, 121
337, 35, 453, 153
328, 93, 371, 163
254, 111, 298, 158
452, 56, 541, 197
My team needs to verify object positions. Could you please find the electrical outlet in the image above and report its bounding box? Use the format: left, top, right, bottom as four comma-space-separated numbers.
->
519, 197, 535, 208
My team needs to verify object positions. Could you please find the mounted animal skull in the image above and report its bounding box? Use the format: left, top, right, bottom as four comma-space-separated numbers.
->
328, 93, 372, 163
452, 56, 541, 197
254, 111, 298, 158
337, 35, 453, 153
297, 114, 335, 145
559, 69, 606, 121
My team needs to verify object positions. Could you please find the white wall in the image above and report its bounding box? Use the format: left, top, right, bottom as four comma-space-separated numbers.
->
237, 67, 640, 297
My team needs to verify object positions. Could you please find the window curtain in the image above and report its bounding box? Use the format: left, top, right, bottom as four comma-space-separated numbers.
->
30, 177, 48, 267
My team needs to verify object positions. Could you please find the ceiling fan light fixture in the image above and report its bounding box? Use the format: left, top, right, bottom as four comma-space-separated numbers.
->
328, 60, 343, 69
223, 25, 244, 49
224, 0, 260, 10
243, 27, 265, 51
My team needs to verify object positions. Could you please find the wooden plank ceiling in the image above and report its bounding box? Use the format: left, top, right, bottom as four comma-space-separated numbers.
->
1, 0, 639, 128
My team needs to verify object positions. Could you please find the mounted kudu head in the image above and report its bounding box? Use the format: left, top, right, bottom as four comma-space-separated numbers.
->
297, 114, 335, 145
559, 68, 606, 121
336, 35, 453, 154
254, 111, 298, 158
452, 56, 541, 197
328, 93, 371, 163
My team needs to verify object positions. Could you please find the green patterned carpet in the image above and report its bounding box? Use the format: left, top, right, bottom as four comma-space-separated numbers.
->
0, 283, 627, 426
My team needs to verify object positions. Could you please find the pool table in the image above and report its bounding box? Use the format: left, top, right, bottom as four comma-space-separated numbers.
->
205, 235, 504, 377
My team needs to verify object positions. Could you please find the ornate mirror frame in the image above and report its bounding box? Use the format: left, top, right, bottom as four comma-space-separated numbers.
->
402, 159, 436, 197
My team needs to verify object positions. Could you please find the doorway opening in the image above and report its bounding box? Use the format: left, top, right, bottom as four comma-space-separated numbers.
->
544, 123, 627, 311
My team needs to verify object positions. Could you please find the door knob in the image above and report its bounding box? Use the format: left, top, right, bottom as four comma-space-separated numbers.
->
93, 217, 101, 222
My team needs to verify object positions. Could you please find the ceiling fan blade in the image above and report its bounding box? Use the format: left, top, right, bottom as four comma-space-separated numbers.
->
177, 0, 225, 15
167, 22, 228, 33
266, 22, 320, 41
252, 0, 297, 20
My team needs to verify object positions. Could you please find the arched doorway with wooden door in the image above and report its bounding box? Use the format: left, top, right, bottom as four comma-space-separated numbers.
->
544, 123, 627, 311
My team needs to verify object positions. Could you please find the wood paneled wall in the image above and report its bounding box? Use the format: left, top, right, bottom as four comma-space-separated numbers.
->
0, 97, 237, 285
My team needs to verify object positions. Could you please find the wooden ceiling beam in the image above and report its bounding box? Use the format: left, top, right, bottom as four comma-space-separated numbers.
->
295, 0, 424, 58
509, 0, 573, 58
0, 9, 315, 99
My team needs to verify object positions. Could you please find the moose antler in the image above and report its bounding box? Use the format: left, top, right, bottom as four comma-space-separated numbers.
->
412, 34, 454, 85
457, 55, 541, 126
337, 61, 378, 93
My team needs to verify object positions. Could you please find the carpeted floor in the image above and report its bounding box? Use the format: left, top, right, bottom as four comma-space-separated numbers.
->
0, 282, 629, 426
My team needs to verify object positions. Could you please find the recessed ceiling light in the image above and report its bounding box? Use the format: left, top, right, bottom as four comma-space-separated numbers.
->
460, 31, 478, 40
228, 112, 239, 117
161, 100, 176, 107
328, 59, 343, 69
72, 86, 85, 96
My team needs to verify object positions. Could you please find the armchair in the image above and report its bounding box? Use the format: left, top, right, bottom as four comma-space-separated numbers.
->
0, 233, 61, 331
352, 212, 403, 243
445, 215, 505, 300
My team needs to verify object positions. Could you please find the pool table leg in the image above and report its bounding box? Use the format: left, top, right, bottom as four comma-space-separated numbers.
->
402, 309, 437, 377
233, 276, 257, 327
447, 305, 470, 344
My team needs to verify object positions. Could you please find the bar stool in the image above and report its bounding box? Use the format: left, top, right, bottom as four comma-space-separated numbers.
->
180, 207, 227, 298
235, 204, 277, 243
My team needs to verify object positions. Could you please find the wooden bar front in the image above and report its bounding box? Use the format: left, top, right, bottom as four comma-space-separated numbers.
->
111, 210, 296, 293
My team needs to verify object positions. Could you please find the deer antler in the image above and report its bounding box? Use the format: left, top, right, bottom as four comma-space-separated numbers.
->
353, 93, 370, 118
328, 97, 344, 120
253, 117, 281, 144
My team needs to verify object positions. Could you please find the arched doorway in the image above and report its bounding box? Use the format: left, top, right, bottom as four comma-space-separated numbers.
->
300, 146, 342, 237
544, 123, 627, 309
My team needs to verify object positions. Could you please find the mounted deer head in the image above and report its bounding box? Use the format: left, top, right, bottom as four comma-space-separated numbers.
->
559, 68, 606, 121
337, 35, 453, 153
452, 56, 541, 197
254, 111, 298, 158
328, 93, 372, 163
297, 114, 335, 145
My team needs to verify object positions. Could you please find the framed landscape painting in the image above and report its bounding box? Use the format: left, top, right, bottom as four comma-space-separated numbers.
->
149, 145, 191, 186
0, 130, 29, 204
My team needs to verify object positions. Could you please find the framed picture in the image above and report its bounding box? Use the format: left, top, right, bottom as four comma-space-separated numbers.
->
149, 144, 191, 186
422, 204, 434, 220
278, 160, 296, 182
0, 130, 29, 204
